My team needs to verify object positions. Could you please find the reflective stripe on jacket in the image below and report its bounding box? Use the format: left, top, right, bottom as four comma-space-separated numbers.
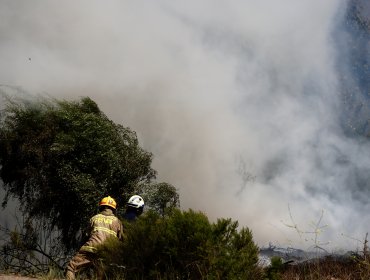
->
80, 208, 123, 253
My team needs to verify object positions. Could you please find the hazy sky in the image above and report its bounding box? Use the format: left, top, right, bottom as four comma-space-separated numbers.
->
1, 0, 369, 251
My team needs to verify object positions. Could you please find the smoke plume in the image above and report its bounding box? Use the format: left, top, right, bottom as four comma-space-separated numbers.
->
1, 0, 369, 250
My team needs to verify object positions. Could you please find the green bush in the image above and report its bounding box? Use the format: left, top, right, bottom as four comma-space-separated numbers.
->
264, 256, 283, 280
99, 209, 263, 279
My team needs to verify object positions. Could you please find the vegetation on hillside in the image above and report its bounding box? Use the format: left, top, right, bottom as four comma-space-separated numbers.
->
0, 96, 263, 279
98, 209, 262, 279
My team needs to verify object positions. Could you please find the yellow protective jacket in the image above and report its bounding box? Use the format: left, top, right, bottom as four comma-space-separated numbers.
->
80, 208, 123, 253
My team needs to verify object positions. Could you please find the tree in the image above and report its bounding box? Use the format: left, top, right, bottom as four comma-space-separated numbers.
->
138, 182, 180, 216
0, 96, 156, 251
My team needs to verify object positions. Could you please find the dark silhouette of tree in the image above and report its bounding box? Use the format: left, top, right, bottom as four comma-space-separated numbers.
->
0, 96, 156, 251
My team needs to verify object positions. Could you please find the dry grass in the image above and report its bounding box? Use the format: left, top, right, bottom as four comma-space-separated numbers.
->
280, 255, 370, 280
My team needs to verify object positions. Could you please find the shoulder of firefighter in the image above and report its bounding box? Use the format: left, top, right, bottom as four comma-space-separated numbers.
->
80, 209, 124, 253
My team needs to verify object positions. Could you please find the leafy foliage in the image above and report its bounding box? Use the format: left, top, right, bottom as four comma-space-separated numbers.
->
99, 209, 263, 279
264, 256, 284, 280
138, 182, 180, 216
0, 96, 156, 251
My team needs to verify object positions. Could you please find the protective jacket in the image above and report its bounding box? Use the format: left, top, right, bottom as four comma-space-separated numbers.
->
80, 208, 123, 253
123, 208, 139, 222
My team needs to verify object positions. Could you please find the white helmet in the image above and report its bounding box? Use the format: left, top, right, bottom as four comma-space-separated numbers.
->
127, 195, 144, 209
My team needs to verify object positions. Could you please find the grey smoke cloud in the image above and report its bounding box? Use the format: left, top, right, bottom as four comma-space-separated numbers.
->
1, 0, 369, 250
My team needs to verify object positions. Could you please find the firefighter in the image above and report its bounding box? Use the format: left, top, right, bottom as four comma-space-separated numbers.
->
123, 195, 145, 222
65, 196, 123, 280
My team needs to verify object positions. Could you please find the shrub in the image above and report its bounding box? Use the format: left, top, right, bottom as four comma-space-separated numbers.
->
98, 209, 263, 279
264, 256, 283, 280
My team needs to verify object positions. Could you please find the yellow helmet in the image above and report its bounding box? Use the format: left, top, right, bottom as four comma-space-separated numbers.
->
99, 196, 117, 209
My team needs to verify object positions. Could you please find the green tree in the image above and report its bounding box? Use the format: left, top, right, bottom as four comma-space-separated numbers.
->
0, 96, 156, 251
139, 182, 180, 216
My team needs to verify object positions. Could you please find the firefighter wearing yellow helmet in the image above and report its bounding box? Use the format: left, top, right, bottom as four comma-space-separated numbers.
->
65, 196, 123, 280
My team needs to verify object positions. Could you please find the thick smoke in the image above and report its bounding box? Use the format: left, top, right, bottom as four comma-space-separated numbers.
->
1, 0, 369, 250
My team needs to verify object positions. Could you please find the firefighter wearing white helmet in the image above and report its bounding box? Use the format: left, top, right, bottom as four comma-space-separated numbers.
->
124, 195, 145, 222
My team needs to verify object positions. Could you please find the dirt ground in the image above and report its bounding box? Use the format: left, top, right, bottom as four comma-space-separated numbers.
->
0, 275, 38, 280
